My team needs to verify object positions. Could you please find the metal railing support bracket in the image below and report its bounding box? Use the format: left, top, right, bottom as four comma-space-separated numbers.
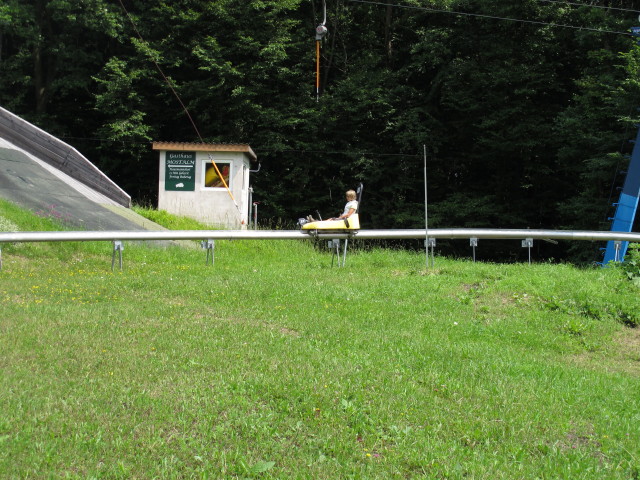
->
111, 240, 124, 272
201, 239, 215, 265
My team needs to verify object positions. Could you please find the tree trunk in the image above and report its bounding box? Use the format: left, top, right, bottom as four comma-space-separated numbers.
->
34, 43, 47, 114
33, 0, 50, 114
384, 5, 393, 65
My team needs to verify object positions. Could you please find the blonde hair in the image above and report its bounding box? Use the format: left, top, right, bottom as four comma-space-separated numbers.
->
346, 190, 357, 201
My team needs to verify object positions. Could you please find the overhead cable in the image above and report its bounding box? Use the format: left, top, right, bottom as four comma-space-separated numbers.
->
347, 0, 633, 36
535, 0, 640, 15
60, 136, 423, 158
117, 0, 203, 140
117, 0, 243, 218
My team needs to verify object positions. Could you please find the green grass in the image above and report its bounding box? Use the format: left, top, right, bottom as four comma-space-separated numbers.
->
131, 206, 225, 231
1, 201, 639, 479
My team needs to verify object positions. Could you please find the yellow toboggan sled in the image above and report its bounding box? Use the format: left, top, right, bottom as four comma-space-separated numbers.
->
301, 213, 360, 231
301, 183, 363, 233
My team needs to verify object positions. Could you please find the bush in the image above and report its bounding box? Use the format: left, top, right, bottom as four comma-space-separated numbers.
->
621, 243, 640, 288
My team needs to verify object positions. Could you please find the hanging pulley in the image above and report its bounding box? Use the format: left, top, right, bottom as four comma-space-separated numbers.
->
316, 24, 328, 40
315, 0, 328, 100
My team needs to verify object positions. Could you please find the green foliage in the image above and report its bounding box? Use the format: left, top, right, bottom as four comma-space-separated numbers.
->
132, 205, 221, 230
620, 243, 640, 291
0, 198, 70, 232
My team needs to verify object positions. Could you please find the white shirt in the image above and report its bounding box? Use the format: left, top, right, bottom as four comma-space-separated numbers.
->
343, 200, 358, 215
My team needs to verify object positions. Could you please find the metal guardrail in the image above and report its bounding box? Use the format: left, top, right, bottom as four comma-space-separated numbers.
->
0, 228, 638, 271
1, 228, 639, 243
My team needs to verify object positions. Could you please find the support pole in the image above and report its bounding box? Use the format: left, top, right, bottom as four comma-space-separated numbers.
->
248, 187, 253, 229
470, 237, 478, 262
252, 202, 259, 230
314, 1, 327, 102
316, 40, 321, 102
111, 240, 124, 272
522, 238, 533, 265
424, 144, 429, 270
329, 239, 342, 267
427, 238, 436, 267
343, 238, 349, 267
202, 239, 215, 265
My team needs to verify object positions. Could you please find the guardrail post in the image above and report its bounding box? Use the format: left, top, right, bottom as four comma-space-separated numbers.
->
0, 245, 2, 271
425, 238, 436, 267
521, 238, 533, 265
343, 238, 349, 267
328, 239, 343, 267
470, 237, 478, 262
201, 239, 215, 265
614, 240, 622, 262
111, 241, 124, 271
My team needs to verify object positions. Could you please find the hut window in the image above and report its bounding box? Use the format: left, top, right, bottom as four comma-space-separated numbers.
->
203, 160, 232, 189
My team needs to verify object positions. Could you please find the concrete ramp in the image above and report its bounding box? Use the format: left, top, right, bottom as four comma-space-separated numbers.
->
0, 105, 130, 207
0, 138, 159, 231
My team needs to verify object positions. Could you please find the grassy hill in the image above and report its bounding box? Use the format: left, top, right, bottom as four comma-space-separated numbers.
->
1, 200, 639, 479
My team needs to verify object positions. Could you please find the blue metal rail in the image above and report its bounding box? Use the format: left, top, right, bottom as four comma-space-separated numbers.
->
603, 126, 640, 263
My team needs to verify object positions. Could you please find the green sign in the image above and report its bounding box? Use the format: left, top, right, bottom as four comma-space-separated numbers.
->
165, 152, 196, 191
